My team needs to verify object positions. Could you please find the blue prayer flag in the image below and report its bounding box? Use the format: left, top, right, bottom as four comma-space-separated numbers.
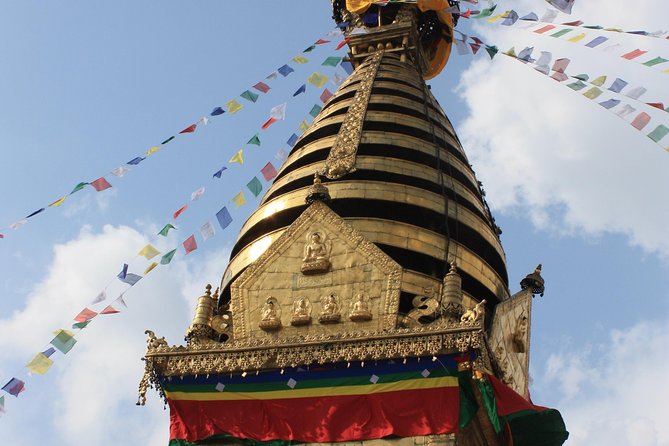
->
340, 61, 354, 75
26, 208, 45, 219
213, 166, 227, 178
216, 206, 233, 230
127, 157, 145, 165
211, 107, 225, 116
293, 84, 307, 96
287, 133, 299, 147
598, 99, 620, 109
2, 378, 25, 397
585, 36, 608, 48
278, 64, 294, 77
608, 78, 628, 94
42, 347, 56, 358
120, 273, 142, 286
117, 263, 128, 280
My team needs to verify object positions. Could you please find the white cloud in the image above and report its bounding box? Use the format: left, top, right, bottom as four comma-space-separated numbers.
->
0, 224, 230, 445
535, 319, 669, 445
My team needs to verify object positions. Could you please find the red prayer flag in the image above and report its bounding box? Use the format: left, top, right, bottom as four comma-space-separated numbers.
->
100, 305, 119, 315
469, 43, 481, 54
173, 204, 188, 220
315, 39, 330, 45
253, 82, 271, 93
179, 124, 197, 134
622, 49, 647, 60
336, 38, 350, 50
261, 162, 278, 181
74, 307, 98, 323
320, 88, 334, 103
183, 235, 197, 255
646, 102, 665, 110
261, 117, 277, 130
534, 25, 556, 34
0, 234, 4, 239
631, 112, 651, 130
562, 20, 583, 26
90, 177, 112, 192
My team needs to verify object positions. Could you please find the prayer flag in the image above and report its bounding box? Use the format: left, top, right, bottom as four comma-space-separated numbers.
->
573, 73, 589, 81
485, 45, 499, 59
336, 38, 350, 50
173, 204, 188, 219
517, 47, 534, 63
253, 82, 271, 93
583, 87, 603, 100
261, 162, 278, 181
609, 78, 628, 93
261, 117, 277, 129
158, 223, 176, 236
340, 61, 354, 75
603, 43, 623, 53
9, 219, 27, 230
161, 249, 177, 265
287, 133, 299, 147
138, 244, 160, 260
504, 47, 517, 58
229, 150, 244, 165
648, 125, 669, 143
118, 263, 128, 280
567, 80, 587, 91
598, 99, 620, 109
631, 112, 651, 130
161, 136, 175, 145
111, 166, 129, 177
74, 307, 97, 323
520, 12, 538, 21
278, 64, 294, 77
540, 10, 558, 23
241, 90, 259, 103
332, 72, 346, 87
293, 84, 307, 96
501, 10, 518, 26
534, 25, 556, 34
625, 86, 647, 100
591, 76, 607, 86
72, 321, 90, 330
180, 124, 197, 134
91, 177, 112, 192
567, 33, 586, 43
0, 396, 5, 415
213, 167, 227, 178
320, 88, 334, 103
227, 99, 243, 114
615, 105, 637, 118
474, 5, 496, 18
144, 262, 159, 275
247, 134, 261, 146
307, 72, 329, 88
2, 378, 25, 397
454, 39, 469, 56
552, 58, 570, 73
147, 146, 160, 155
70, 182, 89, 194
535, 52, 552, 75
100, 305, 119, 315
42, 347, 56, 358
247, 177, 263, 197
200, 222, 216, 241
647, 102, 665, 110
190, 187, 205, 201
310, 104, 323, 118
211, 107, 225, 116
127, 157, 145, 165
115, 293, 128, 308
50, 329, 77, 354
643, 57, 668, 67
315, 39, 329, 45
322, 56, 342, 67
26, 353, 53, 375
26, 208, 45, 219
551, 29, 572, 38
120, 273, 142, 286
622, 49, 647, 60
232, 191, 246, 208
275, 149, 288, 161
266, 71, 279, 80
92, 290, 106, 304
270, 103, 287, 120
183, 235, 197, 255
303, 45, 316, 53
299, 120, 310, 134
49, 197, 66, 207
292, 56, 308, 64
547, 0, 575, 14
216, 207, 233, 230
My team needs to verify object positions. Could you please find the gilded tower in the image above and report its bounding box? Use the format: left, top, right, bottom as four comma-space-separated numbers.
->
139, 2, 568, 445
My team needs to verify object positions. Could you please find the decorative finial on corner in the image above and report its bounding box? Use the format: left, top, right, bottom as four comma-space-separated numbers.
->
212, 287, 220, 300
306, 172, 331, 204
520, 264, 545, 297
448, 259, 458, 274
205, 284, 212, 296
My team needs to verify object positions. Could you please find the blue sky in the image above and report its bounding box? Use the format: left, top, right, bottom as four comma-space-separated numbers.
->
1, 1, 668, 444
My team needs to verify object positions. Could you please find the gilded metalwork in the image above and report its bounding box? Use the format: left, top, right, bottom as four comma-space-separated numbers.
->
400, 295, 440, 328
318, 292, 342, 323
301, 231, 332, 275
461, 299, 487, 324
349, 292, 373, 322
323, 49, 383, 179
259, 297, 282, 331
290, 296, 312, 326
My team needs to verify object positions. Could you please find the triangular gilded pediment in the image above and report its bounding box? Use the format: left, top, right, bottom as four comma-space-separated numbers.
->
230, 201, 402, 343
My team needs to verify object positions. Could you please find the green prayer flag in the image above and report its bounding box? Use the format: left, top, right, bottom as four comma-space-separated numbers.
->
158, 223, 176, 236
550, 29, 572, 38
247, 134, 261, 146
161, 249, 177, 265
161, 136, 175, 145
643, 56, 668, 67
573, 73, 589, 81
474, 5, 496, 18
583, 87, 603, 99
246, 177, 263, 197
485, 45, 499, 59
240, 90, 259, 103
309, 104, 323, 118
322, 56, 342, 67
72, 320, 90, 330
303, 45, 316, 53
70, 182, 88, 194
648, 124, 669, 143
567, 80, 587, 91
50, 330, 77, 354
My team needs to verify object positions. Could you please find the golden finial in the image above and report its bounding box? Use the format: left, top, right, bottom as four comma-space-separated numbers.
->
306, 173, 331, 204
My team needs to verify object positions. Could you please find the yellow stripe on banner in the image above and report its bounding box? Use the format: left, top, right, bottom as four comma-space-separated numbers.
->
166, 376, 458, 402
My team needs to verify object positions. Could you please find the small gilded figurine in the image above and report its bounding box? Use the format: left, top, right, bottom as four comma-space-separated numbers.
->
319, 292, 341, 323
259, 297, 282, 331
301, 231, 331, 275
290, 296, 312, 326
349, 292, 373, 322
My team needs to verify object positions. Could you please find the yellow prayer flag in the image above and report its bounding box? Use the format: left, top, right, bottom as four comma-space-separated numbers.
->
591, 76, 607, 87
307, 72, 329, 88
487, 14, 504, 23
568, 33, 587, 43
292, 56, 309, 64
663, 68, 669, 75
504, 47, 517, 57
138, 244, 160, 260
26, 352, 54, 375
53, 329, 75, 337
299, 120, 310, 134
232, 191, 246, 208
144, 262, 158, 275
227, 99, 243, 114
146, 146, 161, 155
49, 197, 66, 207
229, 149, 244, 165
583, 87, 603, 100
